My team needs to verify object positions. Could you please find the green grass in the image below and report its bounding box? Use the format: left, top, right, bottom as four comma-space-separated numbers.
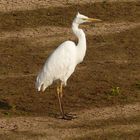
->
110, 87, 120, 96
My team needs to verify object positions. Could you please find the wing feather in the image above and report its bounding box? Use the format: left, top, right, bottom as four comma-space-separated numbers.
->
36, 41, 76, 91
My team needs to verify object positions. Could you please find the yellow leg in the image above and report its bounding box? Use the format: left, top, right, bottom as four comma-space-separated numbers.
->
57, 81, 76, 120
60, 82, 63, 98
57, 84, 64, 117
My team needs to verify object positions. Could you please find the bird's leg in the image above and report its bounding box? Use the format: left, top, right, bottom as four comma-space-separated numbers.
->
57, 84, 65, 118
59, 82, 77, 120
60, 82, 63, 98
56, 82, 71, 120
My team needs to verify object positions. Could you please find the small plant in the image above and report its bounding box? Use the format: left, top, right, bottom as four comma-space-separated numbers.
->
110, 86, 120, 96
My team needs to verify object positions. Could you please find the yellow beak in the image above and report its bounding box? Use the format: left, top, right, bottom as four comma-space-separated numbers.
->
87, 18, 102, 22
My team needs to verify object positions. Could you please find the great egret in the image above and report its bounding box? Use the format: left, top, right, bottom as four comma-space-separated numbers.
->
36, 12, 101, 120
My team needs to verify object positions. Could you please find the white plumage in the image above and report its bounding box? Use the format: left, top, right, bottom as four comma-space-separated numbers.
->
36, 41, 77, 91
35, 12, 101, 119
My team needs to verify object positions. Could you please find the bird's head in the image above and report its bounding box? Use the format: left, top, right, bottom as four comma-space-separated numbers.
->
74, 12, 102, 25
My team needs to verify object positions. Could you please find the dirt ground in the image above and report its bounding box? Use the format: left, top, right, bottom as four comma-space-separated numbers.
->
0, 0, 140, 139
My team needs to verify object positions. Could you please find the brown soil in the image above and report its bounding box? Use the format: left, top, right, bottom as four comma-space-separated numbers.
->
0, 0, 140, 139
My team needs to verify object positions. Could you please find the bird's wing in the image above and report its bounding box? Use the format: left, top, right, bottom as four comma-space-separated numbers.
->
45, 40, 77, 74
36, 41, 76, 91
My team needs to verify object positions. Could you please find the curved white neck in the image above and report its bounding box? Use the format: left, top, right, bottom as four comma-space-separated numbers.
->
72, 22, 87, 63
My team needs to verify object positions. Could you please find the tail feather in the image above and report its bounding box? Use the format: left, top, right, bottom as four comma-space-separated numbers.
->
35, 71, 52, 92
35, 74, 42, 91
42, 80, 52, 92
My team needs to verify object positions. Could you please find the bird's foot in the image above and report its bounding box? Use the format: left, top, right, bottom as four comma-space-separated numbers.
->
58, 113, 77, 120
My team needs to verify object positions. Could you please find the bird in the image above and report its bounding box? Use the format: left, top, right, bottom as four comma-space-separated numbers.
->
36, 12, 101, 120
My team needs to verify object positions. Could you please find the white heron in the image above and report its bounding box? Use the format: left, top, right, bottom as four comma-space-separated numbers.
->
36, 12, 101, 120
